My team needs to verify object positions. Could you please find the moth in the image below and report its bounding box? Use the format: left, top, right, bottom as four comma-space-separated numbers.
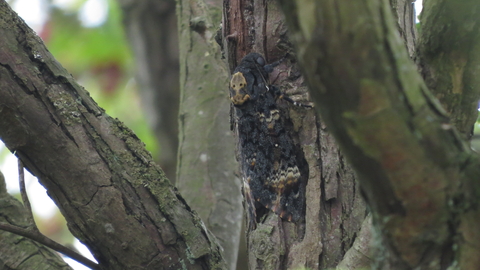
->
229, 52, 309, 229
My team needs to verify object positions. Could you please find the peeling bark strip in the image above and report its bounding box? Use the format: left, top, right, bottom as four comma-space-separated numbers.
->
222, 0, 287, 72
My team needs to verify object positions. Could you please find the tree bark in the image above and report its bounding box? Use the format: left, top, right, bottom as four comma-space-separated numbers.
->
0, 171, 74, 270
222, 1, 366, 269
4, 0, 480, 269
416, 2, 480, 268
278, 0, 480, 268
416, 0, 480, 139
118, 0, 180, 182
390, 0, 417, 57
175, 0, 243, 269
0, 1, 225, 269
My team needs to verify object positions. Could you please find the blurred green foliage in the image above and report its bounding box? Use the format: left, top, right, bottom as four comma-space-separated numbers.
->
46, 0, 130, 73
0, 145, 9, 164
44, 0, 158, 158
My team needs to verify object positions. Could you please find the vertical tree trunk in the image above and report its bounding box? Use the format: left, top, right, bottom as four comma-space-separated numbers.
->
118, 0, 180, 182
416, 0, 480, 139
278, 0, 480, 269
175, 0, 243, 269
222, 1, 366, 269
415, 1, 480, 268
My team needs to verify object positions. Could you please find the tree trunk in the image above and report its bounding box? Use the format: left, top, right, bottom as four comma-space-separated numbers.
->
278, 0, 480, 269
0, 1, 225, 269
222, 1, 366, 269
416, 0, 480, 139
175, 0, 243, 269
118, 0, 180, 182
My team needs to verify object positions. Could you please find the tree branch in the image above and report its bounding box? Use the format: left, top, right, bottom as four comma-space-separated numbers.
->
417, 0, 480, 138
0, 170, 74, 270
0, 1, 225, 269
18, 159, 38, 232
5, 161, 99, 269
278, 0, 479, 268
0, 222, 99, 270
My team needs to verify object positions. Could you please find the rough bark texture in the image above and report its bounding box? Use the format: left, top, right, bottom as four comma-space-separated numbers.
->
175, 0, 243, 269
417, 0, 480, 139
118, 0, 180, 182
278, 0, 480, 269
222, 1, 366, 269
0, 171, 74, 270
4, 0, 480, 269
336, 215, 374, 269
390, 0, 417, 57
416, 4, 480, 267
0, 2, 226, 269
